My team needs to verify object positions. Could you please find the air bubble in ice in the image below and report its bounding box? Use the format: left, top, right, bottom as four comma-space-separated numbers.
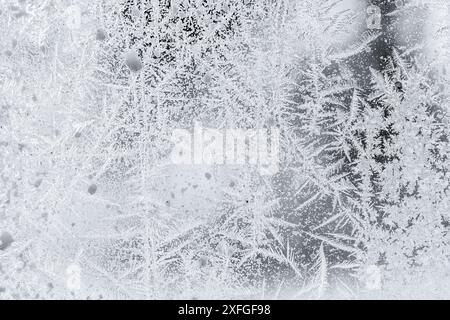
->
34, 178, 43, 188
88, 184, 97, 195
125, 50, 143, 72
96, 29, 107, 41
0, 232, 14, 251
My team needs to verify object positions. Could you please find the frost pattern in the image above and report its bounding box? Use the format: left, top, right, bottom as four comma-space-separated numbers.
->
0, 0, 449, 299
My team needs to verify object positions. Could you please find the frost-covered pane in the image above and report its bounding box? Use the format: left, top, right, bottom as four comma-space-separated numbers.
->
0, 0, 449, 300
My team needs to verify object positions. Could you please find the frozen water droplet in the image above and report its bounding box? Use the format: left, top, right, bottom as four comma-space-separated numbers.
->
88, 184, 97, 195
34, 178, 43, 188
0, 232, 14, 251
125, 50, 143, 72
203, 73, 211, 84
205, 172, 212, 180
96, 29, 107, 41
153, 46, 161, 58
198, 256, 207, 267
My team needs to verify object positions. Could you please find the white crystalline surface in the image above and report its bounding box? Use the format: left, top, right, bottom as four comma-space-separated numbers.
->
0, 0, 449, 299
